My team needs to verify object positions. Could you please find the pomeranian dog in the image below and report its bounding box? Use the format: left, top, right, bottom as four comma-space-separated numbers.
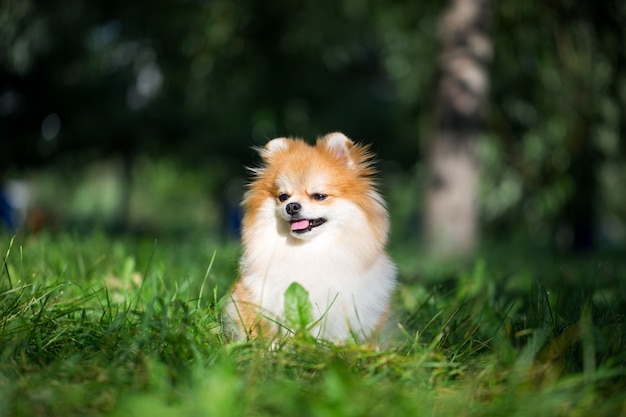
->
223, 132, 396, 343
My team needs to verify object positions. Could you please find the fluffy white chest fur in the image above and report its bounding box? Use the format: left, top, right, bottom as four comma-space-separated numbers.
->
227, 198, 396, 342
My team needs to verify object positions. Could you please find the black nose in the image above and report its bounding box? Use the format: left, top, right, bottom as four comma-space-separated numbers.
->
286, 202, 301, 216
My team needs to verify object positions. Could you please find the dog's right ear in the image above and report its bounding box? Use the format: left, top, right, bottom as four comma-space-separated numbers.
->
255, 138, 289, 162
265, 137, 290, 153
259, 137, 290, 160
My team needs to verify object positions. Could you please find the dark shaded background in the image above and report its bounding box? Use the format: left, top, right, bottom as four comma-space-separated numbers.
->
1, 0, 625, 251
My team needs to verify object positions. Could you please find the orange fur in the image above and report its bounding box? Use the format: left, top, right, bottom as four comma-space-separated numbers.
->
226, 281, 272, 339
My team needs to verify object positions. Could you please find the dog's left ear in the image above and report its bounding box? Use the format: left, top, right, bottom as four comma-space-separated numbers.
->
319, 132, 356, 167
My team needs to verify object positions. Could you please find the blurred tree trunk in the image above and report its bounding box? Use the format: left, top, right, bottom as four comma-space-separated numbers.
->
424, 0, 491, 257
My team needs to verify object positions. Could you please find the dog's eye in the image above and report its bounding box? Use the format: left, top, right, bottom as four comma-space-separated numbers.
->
277, 193, 290, 202
310, 193, 328, 201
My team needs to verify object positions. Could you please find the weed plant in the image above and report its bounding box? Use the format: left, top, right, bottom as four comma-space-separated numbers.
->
0, 232, 624, 416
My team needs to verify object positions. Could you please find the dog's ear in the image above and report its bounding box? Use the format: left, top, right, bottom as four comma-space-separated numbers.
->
264, 137, 290, 154
319, 132, 356, 167
257, 137, 290, 161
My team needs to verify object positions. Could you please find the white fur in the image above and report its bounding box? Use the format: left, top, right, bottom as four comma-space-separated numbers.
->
226, 193, 396, 342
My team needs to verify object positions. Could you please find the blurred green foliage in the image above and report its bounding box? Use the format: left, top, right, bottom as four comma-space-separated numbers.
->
1, 0, 625, 248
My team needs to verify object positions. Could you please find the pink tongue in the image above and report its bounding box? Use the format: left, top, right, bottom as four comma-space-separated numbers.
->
291, 219, 310, 231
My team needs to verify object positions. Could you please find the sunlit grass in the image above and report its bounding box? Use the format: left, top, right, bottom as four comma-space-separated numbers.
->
0, 232, 624, 417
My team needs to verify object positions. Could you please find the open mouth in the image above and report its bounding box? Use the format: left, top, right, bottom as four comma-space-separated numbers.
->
290, 218, 326, 234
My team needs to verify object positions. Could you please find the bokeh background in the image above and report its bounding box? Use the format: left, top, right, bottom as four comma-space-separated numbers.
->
1, 0, 625, 254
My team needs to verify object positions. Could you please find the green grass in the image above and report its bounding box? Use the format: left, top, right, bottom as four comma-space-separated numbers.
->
0, 232, 625, 417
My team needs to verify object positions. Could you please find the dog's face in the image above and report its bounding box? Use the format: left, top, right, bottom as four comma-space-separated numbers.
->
273, 172, 338, 240
243, 133, 389, 244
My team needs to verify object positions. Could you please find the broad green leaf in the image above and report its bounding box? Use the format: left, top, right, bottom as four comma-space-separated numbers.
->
283, 282, 313, 332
